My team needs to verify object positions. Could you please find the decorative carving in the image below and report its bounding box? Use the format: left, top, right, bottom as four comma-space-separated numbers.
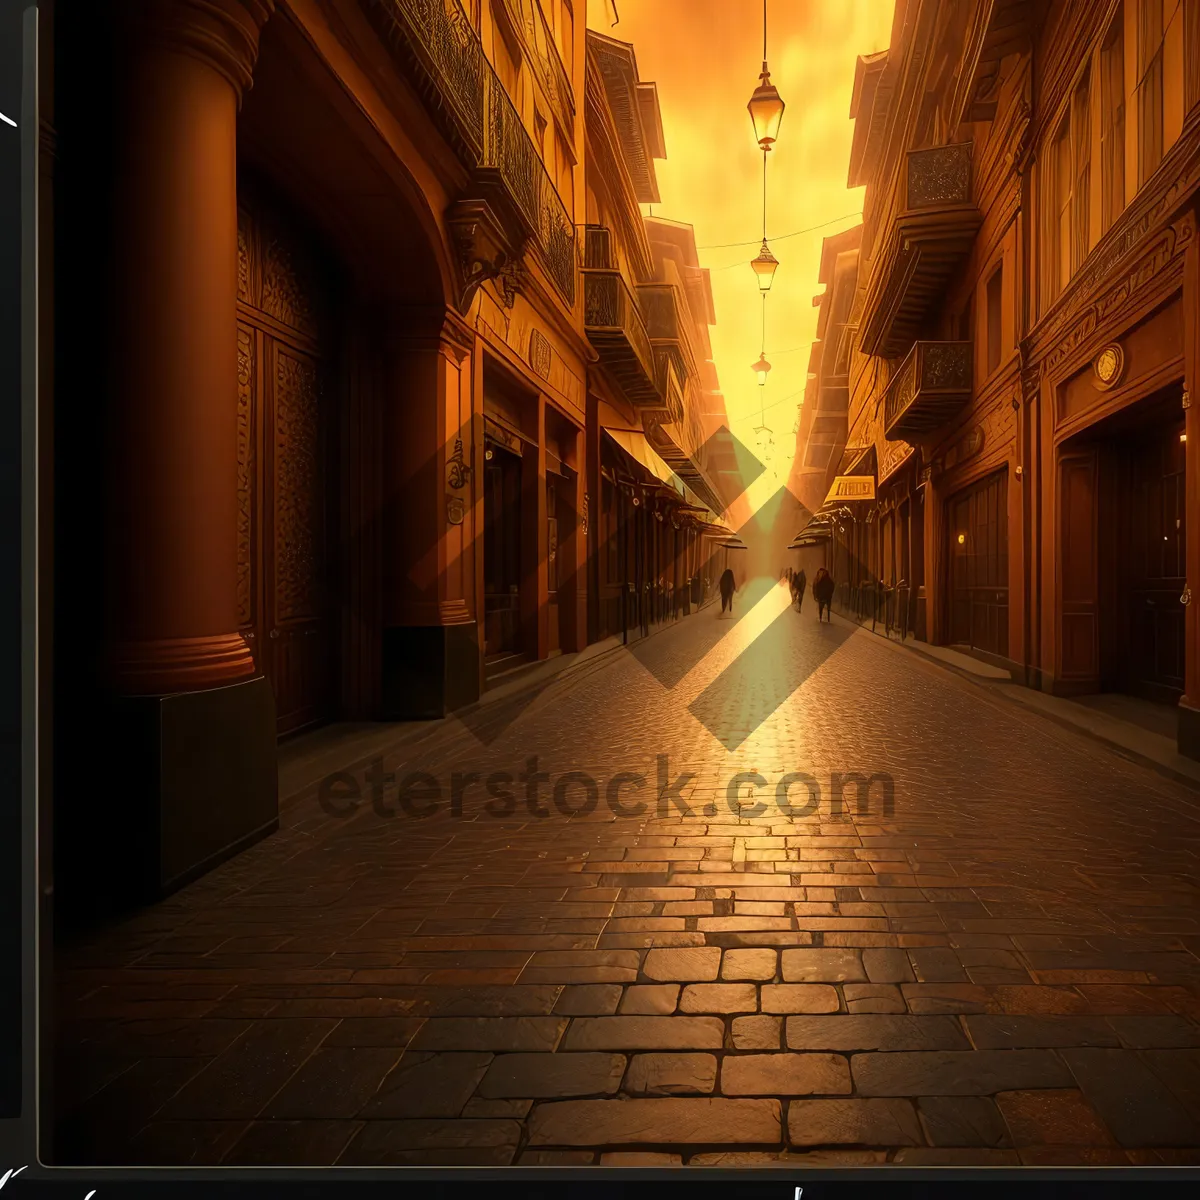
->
273, 348, 321, 623
1033, 138, 1200, 378
262, 214, 322, 338
449, 199, 528, 313
236, 323, 254, 629
582, 492, 589, 536
1093, 344, 1125, 390
529, 328, 552, 379
906, 143, 972, 209
446, 495, 465, 526
447, 436, 470, 489
237, 204, 253, 305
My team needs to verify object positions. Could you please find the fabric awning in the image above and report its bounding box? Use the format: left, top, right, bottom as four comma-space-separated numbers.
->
602, 427, 684, 495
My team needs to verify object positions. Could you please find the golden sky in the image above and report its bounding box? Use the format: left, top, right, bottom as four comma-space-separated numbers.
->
585, 0, 893, 517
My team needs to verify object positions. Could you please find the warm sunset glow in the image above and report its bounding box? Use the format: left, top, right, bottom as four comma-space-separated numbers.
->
586, 0, 893, 521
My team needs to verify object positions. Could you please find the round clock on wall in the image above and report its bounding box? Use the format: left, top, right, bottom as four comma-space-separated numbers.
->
1093, 344, 1125, 390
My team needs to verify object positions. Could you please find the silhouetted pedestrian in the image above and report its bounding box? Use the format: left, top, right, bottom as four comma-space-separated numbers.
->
812, 567, 834, 623
719, 567, 736, 616
794, 568, 807, 613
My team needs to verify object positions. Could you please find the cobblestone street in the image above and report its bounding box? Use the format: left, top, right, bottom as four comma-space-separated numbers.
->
55, 580, 1200, 1167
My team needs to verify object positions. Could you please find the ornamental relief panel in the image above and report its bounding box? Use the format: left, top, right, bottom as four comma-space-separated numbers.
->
273, 348, 323, 625
1033, 140, 1199, 371
1041, 217, 1191, 383
236, 323, 255, 630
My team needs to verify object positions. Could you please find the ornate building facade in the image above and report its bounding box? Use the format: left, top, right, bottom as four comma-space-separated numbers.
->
794, 0, 1200, 759
582, 30, 732, 647
40, 0, 728, 916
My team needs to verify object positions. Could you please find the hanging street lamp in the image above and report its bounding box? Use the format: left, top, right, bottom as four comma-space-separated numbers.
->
752, 354, 772, 387
750, 238, 779, 291
748, 2, 785, 151
748, 63, 785, 151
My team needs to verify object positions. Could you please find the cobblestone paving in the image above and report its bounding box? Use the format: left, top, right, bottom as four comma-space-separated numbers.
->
55, 579, 1200, 1166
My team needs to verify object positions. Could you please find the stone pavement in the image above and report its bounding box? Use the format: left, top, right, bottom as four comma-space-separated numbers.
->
54, 578, 1200, 1166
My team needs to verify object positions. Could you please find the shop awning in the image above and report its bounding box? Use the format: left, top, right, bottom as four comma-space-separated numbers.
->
602, 426, 684, 495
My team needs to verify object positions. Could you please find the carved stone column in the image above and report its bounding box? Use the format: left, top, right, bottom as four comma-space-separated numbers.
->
380, 308, 481, 718
106, 0, 274, 692
101, 0, 278, 901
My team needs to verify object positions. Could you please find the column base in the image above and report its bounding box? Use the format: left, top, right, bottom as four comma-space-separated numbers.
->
381, 621, 480, 719
114, 674, 278, 902
1178, 699, 1200, 762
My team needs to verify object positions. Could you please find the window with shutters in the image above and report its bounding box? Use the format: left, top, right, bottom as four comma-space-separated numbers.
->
1139, 0, 1166, 185
1071, 72, 1091, 271
1100, 19, 1126, 234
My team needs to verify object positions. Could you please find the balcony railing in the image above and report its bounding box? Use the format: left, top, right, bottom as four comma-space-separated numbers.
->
906, 143, 973, 209
369, 0, 576, 306
583, 256, 659, 407
883, 340, 973, 441
859, 142, 980, 358
637, 283, 700, 391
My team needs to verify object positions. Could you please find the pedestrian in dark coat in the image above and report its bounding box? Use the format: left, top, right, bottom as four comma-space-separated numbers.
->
794, 568, 807, 613
718, 567, 736, 616
812, 567, 834, 623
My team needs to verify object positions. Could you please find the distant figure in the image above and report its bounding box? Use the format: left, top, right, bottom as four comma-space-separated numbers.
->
793, 568, 807, 613
719, 567, 736, 616
812, 567, 834, 623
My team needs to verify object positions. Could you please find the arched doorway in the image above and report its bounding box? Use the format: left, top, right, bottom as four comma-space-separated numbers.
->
236, 10, 451, 729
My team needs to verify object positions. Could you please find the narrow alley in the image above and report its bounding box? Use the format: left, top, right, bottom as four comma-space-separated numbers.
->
54, 580, 1200, 1167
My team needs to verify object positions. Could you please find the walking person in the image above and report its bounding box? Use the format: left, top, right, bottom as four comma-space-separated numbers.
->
812, 566, 834, 623
718, 566, 736, 616
794, 567, 807, 613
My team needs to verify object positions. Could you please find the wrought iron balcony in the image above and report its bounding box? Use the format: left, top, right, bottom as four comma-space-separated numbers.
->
860, 143, 981, 359
883, 340, 973, 442
367, 0, 576, 306
637, 283, 700, 395
583, 236, 659, 408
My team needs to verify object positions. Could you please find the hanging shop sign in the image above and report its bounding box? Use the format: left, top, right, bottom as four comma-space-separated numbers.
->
824, 475, 876, 504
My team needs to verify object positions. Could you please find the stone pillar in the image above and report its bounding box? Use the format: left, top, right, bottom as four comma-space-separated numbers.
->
380, 310, 480, 718
107, 0, 273, 692
1180, 220, 1200, 758
102, 0, 278, 901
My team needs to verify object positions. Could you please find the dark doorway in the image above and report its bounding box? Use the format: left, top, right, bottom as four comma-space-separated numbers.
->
483, 439, 523, 660
1117, 415, 1187, 702
236, 179, 338, 738
946, 468, 1009, 657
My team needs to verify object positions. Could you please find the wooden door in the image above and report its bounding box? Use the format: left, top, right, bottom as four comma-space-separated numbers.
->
946, 468, 1009, 657
483, 440, 523, 658
1059, 449, 1100, 684
1126, 419, 1187, 701
236, 186, 336, 738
